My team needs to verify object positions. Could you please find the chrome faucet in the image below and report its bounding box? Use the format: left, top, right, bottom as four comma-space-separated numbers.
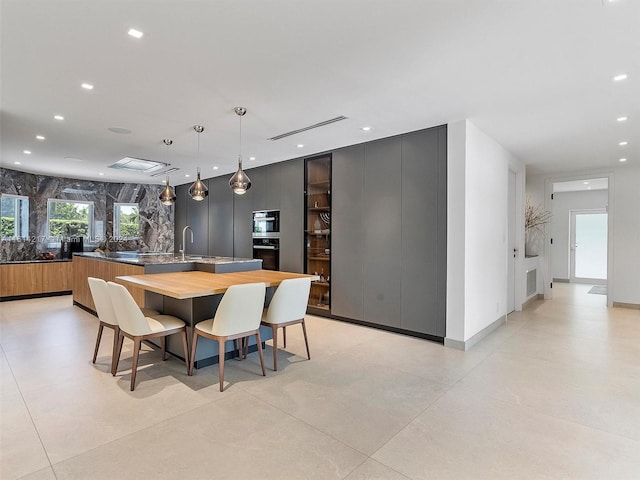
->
180, 225, 193, 260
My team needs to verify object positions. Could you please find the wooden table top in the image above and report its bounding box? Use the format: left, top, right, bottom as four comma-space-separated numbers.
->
116, 270, 320, 299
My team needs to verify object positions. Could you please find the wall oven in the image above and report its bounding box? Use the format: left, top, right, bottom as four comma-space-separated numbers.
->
252, 238, 279, 271
252, 210, 280, 270
252, 210, 280, 238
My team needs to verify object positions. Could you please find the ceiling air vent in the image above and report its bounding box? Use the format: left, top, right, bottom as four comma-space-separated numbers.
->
150, 167, 180, 177
108, 157, 169, 173
268, 115, 348, 141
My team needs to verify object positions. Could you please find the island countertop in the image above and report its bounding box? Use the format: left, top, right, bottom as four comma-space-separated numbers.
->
73, 251, 260, 267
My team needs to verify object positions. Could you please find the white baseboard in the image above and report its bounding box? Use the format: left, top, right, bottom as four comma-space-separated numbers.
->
444, 314, 506, 351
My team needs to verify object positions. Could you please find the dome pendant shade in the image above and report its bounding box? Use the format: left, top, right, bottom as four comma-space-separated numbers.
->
229, 156, 251, 195
188, 168, 208, 201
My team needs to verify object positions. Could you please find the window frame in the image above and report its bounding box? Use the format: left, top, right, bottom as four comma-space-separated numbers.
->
0, 193, 29, 239
113, 202, 140, 240
46, 199, 94, 240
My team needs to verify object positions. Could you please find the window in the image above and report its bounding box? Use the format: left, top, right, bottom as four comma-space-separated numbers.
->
1, 194, 29, 239
47, 199, 94, 239
113, 203, 139, 239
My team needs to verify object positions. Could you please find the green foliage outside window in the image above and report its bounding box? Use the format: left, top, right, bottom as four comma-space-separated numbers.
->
1, 216, 15, 237
48, 200, 92, 238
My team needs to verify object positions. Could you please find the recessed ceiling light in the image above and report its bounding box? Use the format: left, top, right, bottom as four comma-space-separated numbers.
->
619, 158, 627, 162
54, 115, 64, 120
23, 150, 31, 154
297, 144, 304, 148
619, 141, 628, 146
583, 181, 589, 185
249, 156, 256, 161
613, 74, 627, 81
128, 28, 143, 39
185, 174, 190, 178
162, 179, 167, 184
617, 116, 628, 122
36, 135, 45, 140
361, 126, 372, 131
98, 172, 104, 176
212, 166, 219, 170
14, 161, 21, 165
81, 83, 94, 90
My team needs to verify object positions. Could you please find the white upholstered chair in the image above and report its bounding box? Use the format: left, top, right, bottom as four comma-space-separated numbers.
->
107, 281, 189, 391
189, 282, 266, 392
88, 277, 159, 375
260, 277, 312, 371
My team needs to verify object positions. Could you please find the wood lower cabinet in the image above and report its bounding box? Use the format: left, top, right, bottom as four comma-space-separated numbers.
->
72, 255, 146, 311
0, 262, 72, 297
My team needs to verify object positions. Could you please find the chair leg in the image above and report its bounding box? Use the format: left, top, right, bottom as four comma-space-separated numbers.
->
181, 329, 190, 373
110, 326, 120, 375
235, 339, 243, 361
130, 339, 141, 391
113, 332, 125, 376
256, 331, 266, 376
92, 323, 104, 364
301, 319, 310, 360
161, 337, 167, 361
271, 325, 278, 371
283, 326, 287, 348
188, 332, 199, 376
218, 339, 226, 392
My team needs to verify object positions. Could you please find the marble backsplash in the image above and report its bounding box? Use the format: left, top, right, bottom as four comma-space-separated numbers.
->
0, 168, 174, 262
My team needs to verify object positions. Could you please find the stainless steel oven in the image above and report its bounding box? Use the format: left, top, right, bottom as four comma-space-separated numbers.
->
252, 237, 279, 271
252, 210, 280, 238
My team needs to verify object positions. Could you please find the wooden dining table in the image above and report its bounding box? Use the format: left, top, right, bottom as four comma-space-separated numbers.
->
115, 269, 319, 368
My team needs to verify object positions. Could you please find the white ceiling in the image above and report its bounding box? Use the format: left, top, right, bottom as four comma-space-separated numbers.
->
1, 0, 638, 186
553, 177, 608, 193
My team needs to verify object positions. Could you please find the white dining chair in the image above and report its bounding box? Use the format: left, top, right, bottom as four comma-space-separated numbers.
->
189, 282, 266, 392
260, 277, 312, 371
107, 281, 189, 391
88, 277, 159, 375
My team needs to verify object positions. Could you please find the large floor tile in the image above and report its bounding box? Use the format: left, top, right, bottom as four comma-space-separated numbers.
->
0, 348, 21, 398
20, 367, 214, 464
242, 352, 449, 455
16, 467, 57, 480
344, 458, 411, 479
373, 388, 640, 480
0, 393, 50, 480
455, 351, 640, 441
52, 391, 365, 480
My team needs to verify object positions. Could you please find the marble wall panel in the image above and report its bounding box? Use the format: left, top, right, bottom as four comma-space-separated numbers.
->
0, 168, 174, 261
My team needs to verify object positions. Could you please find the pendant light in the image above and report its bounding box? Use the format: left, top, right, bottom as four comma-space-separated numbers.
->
229, 107, 251, 195
158, 139, 177, 206
188, 125, 208, 201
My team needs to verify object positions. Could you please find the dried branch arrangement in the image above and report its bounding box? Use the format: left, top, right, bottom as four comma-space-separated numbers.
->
525, 197, 552, 231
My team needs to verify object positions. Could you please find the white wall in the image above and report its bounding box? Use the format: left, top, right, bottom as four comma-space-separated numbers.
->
447, 120, 524, 347
551, 189, 608, 280
612, 166, 640, 304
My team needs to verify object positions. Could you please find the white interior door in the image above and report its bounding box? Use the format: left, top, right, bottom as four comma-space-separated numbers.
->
507, 170, 516, 313
570, 209, 608, 284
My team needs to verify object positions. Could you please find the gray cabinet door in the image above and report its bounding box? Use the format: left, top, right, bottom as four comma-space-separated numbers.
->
331, 144, 365, 320
363, 137, 402, 328
279, 159, 304, 273
209, 176, 233, 257
185, 178, 209, 256
265, 163, 281, 211
401, 127, 442, 335
249, 167, 266, 212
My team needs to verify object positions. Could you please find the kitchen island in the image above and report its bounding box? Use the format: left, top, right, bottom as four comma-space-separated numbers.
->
72, 252, 262, 312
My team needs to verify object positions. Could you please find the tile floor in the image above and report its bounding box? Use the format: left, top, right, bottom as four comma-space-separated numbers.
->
1, 284, 638, 479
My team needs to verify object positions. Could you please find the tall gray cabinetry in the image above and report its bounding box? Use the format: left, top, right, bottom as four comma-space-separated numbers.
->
331, 125, 447, 339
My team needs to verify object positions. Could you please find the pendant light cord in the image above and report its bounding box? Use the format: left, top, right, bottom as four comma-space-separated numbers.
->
238, 114, 243, 167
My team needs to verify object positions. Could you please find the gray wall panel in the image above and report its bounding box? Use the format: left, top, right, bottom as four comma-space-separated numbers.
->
249, 167, 266, 212
331, 144, 365, 320
279, 159, 304, 273
265, 163, 282, 211
209, 176, 233, 257
233, 187, 253, 258
363, 137, 402, 328
436, 125, 448, 336
401, 128, 440, 334
185, 179, 209, 256
174, 184, 188, 254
